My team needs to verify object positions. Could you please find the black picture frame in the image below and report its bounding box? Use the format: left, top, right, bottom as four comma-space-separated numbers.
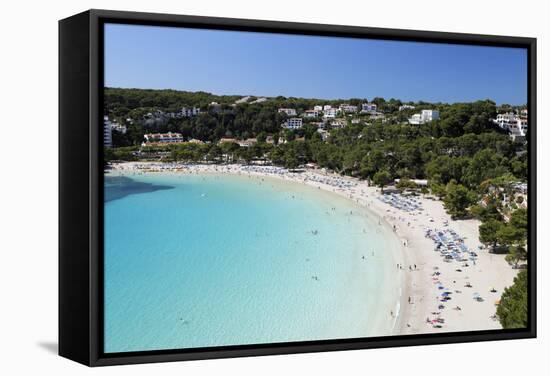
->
59, 9, 537, 367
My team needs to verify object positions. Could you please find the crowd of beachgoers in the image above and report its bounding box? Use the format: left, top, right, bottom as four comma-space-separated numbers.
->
109, 161, 518, 336
378, 193, 423, 212
421, 228, 500, 328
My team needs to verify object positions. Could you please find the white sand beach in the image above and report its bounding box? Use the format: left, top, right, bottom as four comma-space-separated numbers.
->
109, 161, 519, 336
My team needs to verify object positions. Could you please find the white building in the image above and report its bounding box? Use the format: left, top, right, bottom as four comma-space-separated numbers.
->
304, 110, 320, 118
492, 112, 527, 141
282, 117, 303, 130
361, 103, 378, 114
495, 113, 518, 131
278, 108, 297, 116
313, 105, 323, 112
103, 116, 112, 147
323, 105, 332, 111
421, 109, 439, 122
408, 114, 422, 125
508, 118, 528, 138
518, 118, 528, 135
399, 104, 415, 111
323, 108, 340, 119
409, 109, 440, 124
143, 132, 184, 144
339, 104, 358, 113
500, 116, 528, 141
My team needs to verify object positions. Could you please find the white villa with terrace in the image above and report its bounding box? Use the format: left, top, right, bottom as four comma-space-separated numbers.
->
409, 109, 440, 124
339, 104, 358, 113
361, 102, 378, 114
304, 110, 320, 118
323, 108, 340, 119
282, 117, 303, 130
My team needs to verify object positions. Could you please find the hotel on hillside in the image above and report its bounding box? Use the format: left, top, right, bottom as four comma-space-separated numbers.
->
494, 111, 528, 141
143, 132, 184, 144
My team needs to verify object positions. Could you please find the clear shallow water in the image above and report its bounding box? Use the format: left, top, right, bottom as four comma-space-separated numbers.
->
104, 172, 401, 353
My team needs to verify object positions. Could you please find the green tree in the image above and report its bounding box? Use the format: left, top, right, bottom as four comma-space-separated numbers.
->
505, 244, 528, 268
284, 146, 300, 170
443, 181, 474, 219
220, 142, 240, 163
509, 208, 528, 239
207, 144, 222, 163
470, 196, 503, 222
497, 224, 522, 249
256, 131, 267, 143
373, 170, 392, 193
396, 178, 417, 192
479, 219, 504, 251
464, 149, 509, 187
284, 129, 296, 142
496, 270, 528, 329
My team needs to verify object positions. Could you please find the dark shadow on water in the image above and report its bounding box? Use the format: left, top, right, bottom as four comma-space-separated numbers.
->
105, 176, 174, 203
37, 341, 58, 354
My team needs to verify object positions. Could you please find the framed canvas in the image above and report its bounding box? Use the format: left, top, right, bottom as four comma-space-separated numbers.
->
59, 9, 536, 366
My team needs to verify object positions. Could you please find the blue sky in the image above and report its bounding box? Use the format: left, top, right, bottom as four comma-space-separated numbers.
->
105, 23, 527, 105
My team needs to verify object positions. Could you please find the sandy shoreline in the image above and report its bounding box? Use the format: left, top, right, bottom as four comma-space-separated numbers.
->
108, 161, 518, 336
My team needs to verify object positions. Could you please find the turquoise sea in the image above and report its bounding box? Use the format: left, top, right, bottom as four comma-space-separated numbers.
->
104, 172, 402, 353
